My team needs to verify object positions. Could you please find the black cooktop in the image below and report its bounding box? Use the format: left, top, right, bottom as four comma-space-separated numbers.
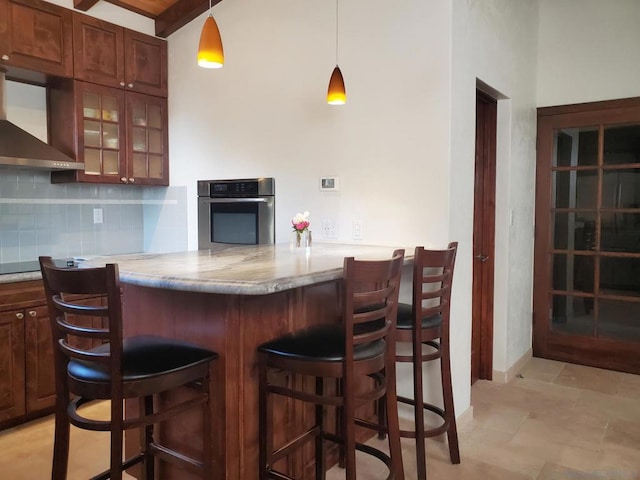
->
0, 259, 75, 275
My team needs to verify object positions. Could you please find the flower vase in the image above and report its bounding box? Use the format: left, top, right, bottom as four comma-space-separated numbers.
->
290, 230, 312, 250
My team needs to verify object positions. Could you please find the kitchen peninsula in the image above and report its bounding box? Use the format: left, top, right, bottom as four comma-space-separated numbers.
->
84, 243, 408, 480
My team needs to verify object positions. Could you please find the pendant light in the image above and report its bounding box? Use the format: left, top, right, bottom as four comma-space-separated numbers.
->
197, 0, 224, 69
327, 0, 346, 105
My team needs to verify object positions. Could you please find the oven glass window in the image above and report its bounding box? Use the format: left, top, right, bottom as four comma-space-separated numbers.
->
211, 207, 258, 244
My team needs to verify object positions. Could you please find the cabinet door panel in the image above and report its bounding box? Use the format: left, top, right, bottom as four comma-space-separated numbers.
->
126, 92, 168, 185
24, 305, 55, 413
75, 82, 127, 183
0, 310, 26, 423
0, 0, 73, 77
72, 12, 124, 88
124, 29, 167, 97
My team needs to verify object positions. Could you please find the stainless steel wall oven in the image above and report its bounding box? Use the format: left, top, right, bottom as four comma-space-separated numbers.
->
197, 178, 275, 248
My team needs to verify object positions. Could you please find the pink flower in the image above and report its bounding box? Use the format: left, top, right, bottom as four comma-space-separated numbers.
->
291, 211, 310, 232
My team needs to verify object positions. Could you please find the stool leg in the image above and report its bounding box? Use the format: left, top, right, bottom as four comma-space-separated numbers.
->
258, 357, 271, 480
202, 368, 214, 480
111, 397, 124, 480
440, 338, 460, 464
377, 380, 387, 440
315, 377, 326, 480
51, 400, 70, 480
141, 395, 154, 480
336, 379, 345, 469
343, 374, 356, 480
412, 339, 427, 480
385, 350, 405, 480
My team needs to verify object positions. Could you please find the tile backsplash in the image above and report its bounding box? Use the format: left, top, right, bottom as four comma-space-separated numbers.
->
0, 168, 187, 264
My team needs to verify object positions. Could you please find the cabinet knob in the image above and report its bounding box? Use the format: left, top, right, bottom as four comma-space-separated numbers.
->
127, 83, 134, 89
15, 312, 24, 320
119, 81, 125, 87
28, 310, 37, 317
121, 177, 128, 183
129, 178, 135, 183
1, 54, 8, 61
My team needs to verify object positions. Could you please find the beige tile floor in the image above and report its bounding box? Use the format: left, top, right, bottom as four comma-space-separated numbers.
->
2, 357, 640, 479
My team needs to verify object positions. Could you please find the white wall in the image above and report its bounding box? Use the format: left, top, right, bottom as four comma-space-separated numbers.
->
167, 0, 453, 251
537, 0, 640, 107
451, 0, 539, 385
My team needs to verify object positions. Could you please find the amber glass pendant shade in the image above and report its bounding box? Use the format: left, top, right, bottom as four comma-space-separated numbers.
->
198, 14, 224, 68
327, 66, 346, 105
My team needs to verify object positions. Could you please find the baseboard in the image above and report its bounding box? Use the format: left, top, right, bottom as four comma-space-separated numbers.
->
492, 348, 533, 384
456, 404, 473, 429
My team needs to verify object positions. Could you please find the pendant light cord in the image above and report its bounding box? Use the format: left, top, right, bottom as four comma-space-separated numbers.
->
335, 0, 339, 65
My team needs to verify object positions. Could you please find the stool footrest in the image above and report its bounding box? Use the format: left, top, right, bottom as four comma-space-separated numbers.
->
271, 425, 323, 463
149, 442, 203, 474
323, 432, 396, 480
397, 395, 450, 437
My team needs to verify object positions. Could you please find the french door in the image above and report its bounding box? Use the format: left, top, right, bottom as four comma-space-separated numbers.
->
534, 99, 640, 374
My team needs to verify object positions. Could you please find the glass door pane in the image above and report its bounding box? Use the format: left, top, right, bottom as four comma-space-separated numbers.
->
551, 125, 640, 332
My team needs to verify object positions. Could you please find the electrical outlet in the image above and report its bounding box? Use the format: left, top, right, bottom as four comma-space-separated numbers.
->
352, 220, 363, 240
93, 208, 103, 224
322, 220, 337, 239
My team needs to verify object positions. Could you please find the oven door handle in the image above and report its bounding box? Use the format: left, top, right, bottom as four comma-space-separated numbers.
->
205, 198, 269, 203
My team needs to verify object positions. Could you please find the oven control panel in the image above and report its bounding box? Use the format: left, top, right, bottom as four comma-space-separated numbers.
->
198, 178, 275, 197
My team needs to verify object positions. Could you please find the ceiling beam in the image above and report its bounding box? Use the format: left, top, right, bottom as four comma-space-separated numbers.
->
155, 0, 222, 38
73, 0, 100, 11
102, 0, 156, 19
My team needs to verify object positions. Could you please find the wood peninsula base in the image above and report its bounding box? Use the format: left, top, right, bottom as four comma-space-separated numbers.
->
85, 244, 407, 479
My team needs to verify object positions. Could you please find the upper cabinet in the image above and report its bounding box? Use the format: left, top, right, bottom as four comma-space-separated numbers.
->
0, 0, 73, 78
73, 13, 167, 98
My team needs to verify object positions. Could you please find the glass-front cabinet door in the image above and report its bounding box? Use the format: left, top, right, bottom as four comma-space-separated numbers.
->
535, 101, 640, 374
125, 92, 168, 185
75, 82, 126, 183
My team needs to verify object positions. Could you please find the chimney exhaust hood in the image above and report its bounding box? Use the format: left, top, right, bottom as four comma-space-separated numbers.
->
0, 70, 84, 171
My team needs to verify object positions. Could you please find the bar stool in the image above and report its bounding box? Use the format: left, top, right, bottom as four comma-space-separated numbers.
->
39, 257, 218, 480
383, 243, 459, 480
258, 250, 405, 480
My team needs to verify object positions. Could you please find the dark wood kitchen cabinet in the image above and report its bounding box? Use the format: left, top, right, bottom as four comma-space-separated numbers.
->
73, 13, 168, 98
0, 281, 54, 428
0, 308, 26, 424
0, 0, 73, 79
0, 279, 105, 430
49, 79, 169, 185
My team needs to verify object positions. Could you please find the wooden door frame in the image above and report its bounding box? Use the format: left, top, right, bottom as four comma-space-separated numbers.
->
533, 97, 640, 373
472, 89, 497, 383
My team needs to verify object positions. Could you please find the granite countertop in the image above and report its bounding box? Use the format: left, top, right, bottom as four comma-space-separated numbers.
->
0, 270, 42, 284
83, 243, 409, 295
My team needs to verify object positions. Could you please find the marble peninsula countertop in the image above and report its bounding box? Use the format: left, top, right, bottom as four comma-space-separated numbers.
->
82, 243, 409, 296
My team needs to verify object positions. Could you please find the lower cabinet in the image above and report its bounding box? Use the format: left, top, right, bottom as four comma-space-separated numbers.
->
25, 305, 56, 413
0, 301, 55, 426
0, 308, 26, 423
0, 280, 105, 430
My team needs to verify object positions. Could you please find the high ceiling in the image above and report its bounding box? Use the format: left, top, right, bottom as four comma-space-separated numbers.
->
73, 0, 222, 38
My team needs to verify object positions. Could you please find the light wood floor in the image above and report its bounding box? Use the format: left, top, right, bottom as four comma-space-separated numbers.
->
2, 358, 640, 479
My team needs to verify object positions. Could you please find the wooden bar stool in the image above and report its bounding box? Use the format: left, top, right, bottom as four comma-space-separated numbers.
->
382, 243, 460, 480
258, 250, 405, 480
39, 257, 218, 480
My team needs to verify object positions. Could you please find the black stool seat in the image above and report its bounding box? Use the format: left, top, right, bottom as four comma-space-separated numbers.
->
259, 324, 385, 363
68, 335, 217, 398
396, 303, 442, 330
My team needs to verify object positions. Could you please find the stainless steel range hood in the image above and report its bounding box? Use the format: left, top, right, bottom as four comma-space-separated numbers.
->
0, 70, 83, 171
